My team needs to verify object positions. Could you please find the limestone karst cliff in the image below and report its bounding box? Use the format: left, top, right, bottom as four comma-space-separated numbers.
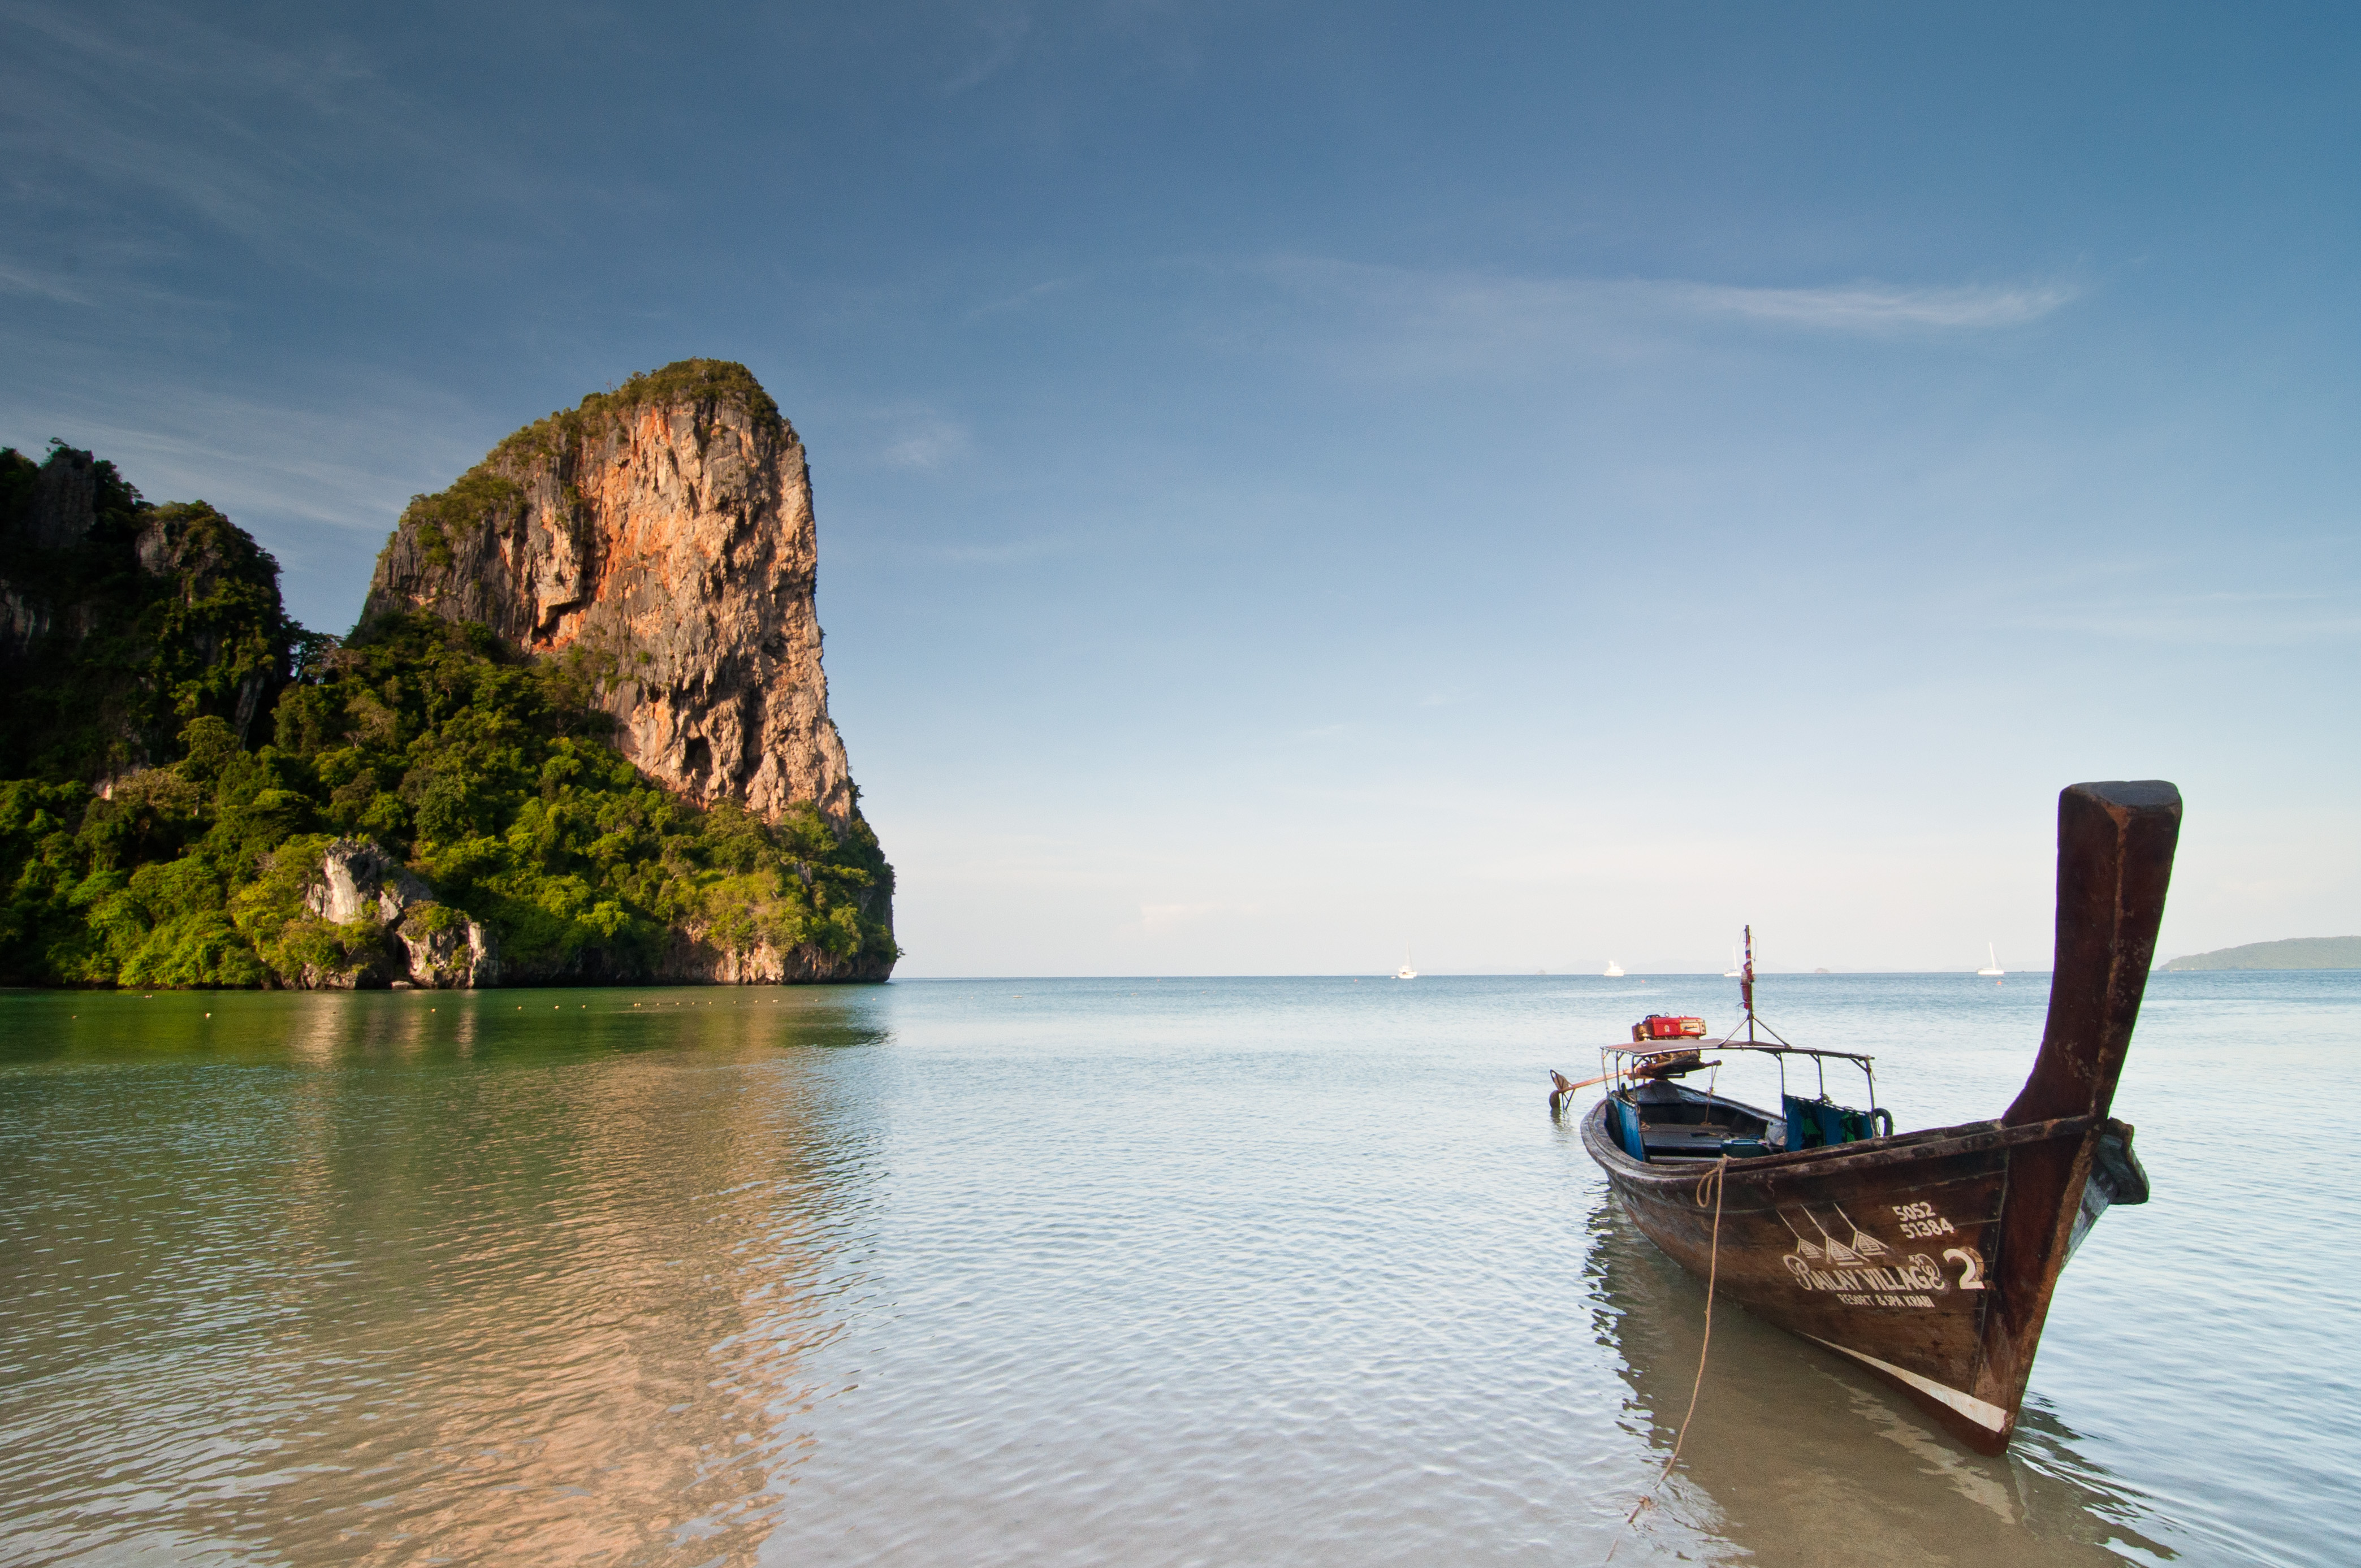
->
0, 371, 894, 990
362, 359, 854, 824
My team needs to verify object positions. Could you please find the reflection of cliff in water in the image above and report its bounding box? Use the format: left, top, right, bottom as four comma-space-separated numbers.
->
1, 987, 893, 1567
1583, 1201, 2174, 1567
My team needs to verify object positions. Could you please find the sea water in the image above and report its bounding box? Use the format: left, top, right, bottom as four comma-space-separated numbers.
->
1, 972, 2354, 1566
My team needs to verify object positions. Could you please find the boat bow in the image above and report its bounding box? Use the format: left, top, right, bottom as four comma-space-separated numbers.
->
1572, 779, 2182, 1454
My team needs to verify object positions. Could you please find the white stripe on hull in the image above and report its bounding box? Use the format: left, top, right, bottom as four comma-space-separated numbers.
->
1805, 1336, 2010, 1433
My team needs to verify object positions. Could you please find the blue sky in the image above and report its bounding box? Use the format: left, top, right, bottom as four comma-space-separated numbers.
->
5, 2, 2355, 974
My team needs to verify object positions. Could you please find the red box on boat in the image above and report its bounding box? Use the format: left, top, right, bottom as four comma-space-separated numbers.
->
1632, 1013, 1707, 1041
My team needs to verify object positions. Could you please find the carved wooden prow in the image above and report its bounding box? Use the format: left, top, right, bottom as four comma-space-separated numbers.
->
2005, 780, 2182, 1126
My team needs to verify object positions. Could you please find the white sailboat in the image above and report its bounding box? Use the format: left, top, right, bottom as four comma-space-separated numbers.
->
1395, 947, 1417, 981
1978, 942, 2004, 978
1603, 959, 1625, 978
1723, 945, 1741, 978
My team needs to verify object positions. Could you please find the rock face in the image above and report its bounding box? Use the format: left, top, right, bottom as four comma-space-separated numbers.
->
304, 838, 432, 926
1, 444, 292, 779
656, 925, 887, 985
23, 444, 101, 551
299, 839, 501, 990
360, 361, 857, 824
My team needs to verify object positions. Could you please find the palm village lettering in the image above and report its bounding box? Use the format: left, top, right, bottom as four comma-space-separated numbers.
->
1776, 1203, 1986, 1309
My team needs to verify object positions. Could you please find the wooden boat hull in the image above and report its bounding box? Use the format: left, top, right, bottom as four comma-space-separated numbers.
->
1574, 779, 2181, 1453
1581, 1102, 2143, 1453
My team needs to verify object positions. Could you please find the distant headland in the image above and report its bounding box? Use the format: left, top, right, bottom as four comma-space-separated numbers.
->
2162, 936, 2361, 972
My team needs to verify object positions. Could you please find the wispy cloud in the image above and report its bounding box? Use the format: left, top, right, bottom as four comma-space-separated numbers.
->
833, 402, 978, 471
1665, 280, 2075, 333
1216, 257, 2079, 377
0, 261, 95, 306
0, 0, 579, 275
880, 414, 975, 470
1267, 256, 2074, 332
0, 249, 232, 323
3, 3, 387, 252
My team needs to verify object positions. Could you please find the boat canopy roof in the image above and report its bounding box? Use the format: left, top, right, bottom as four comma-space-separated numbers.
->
1600, 1041, 1877, 1068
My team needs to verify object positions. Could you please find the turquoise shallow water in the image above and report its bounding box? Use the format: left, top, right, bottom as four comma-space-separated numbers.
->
1, 972, 2354, 1566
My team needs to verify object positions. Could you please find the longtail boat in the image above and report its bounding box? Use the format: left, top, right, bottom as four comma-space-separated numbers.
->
1561, 780, 2180, 1453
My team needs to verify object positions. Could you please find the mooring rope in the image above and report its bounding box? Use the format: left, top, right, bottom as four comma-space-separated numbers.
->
1605, 1147, 1729, 1563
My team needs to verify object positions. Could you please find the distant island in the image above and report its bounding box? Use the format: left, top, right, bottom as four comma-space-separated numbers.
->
2162, 936, 2361, 971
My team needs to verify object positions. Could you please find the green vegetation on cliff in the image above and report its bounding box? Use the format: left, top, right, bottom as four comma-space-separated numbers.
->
486, 358, 783, 473
0, 443, 894, 988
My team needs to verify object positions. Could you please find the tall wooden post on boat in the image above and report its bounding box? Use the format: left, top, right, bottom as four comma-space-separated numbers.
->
1978, 780, 2182, 1440
2007, 781, 2182, 1127
1740, 924, 1756, 1042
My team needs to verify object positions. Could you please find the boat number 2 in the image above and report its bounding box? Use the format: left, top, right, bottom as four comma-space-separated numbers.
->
1891, 1201, 1958, 1239
1943, 1247, 1986, 1290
